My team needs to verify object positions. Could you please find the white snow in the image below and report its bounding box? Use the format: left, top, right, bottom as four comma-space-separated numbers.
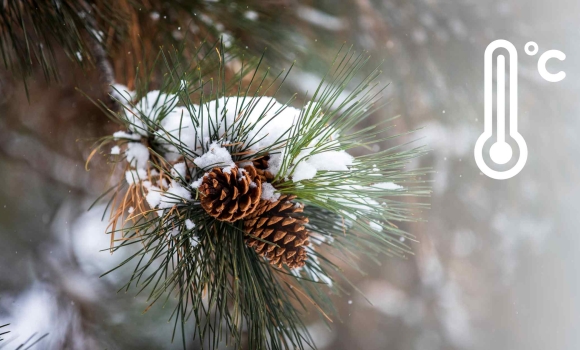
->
191, 176, 204, 189
111, 83, 135, 102
110, 145, 121, 155
307, 151, 354, 171
310, 232, 334, 245
125, 142, 149, 169
117, 94, 356, 182
159, 182, 192, 209
113, 131, 141, 141
136, 90, 178, 122
372, 182, 403, 190
145, 186, 163, 208
171, 162, 187, 179
193, 141, 235, 170
291, 161, 317, 182
123, 90, 178, 136
185, 219, 196, 230
155, 97, 298, 167
370, 221, 383, 232
260, 183, 280, 202
158, 106, 195, 153
125, 169, 147, 184
157, 177, 169, 189
112, 94, 373, 214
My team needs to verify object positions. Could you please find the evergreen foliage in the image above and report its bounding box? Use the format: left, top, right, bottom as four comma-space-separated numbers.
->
87, 42, 428, 349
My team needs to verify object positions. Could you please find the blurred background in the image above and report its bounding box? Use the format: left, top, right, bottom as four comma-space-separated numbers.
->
1, 0, 579, 349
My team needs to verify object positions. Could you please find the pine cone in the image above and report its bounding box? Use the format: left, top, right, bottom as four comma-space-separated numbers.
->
198, 166, 262, 222
244, 195, 310, 269
252, 155, 275, 183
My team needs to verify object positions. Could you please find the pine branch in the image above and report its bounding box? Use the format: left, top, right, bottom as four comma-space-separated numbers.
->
85, 42, 429, 350
80, 0, 115, 100
1, 0, 360, 93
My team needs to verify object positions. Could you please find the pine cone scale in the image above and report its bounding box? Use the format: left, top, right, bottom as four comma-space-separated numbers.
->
231, 186, 239, 199
261, 228, 274, 239
268, 216, 284, 225
272, 230, 286, 242
281, 217, 295, 226
257, 217, 268, 228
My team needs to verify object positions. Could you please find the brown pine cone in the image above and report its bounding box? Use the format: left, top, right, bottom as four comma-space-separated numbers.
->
198, 165, 262, 222
252, 155, 275, 183
244, 194, 310, 269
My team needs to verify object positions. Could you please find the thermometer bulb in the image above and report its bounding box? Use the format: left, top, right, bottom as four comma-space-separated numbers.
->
490, 142, 512, 165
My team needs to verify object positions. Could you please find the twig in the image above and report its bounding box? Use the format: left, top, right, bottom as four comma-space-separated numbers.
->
80, 0, 117, 109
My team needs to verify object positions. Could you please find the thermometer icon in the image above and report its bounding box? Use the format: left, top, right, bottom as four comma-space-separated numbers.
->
475, 40, 528, 180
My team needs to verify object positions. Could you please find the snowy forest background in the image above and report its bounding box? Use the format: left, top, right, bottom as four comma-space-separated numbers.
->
1, 0, 580, 349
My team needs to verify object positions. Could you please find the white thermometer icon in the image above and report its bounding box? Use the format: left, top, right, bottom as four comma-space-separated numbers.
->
475, 40, 528, 180
475, 40, 566, 179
